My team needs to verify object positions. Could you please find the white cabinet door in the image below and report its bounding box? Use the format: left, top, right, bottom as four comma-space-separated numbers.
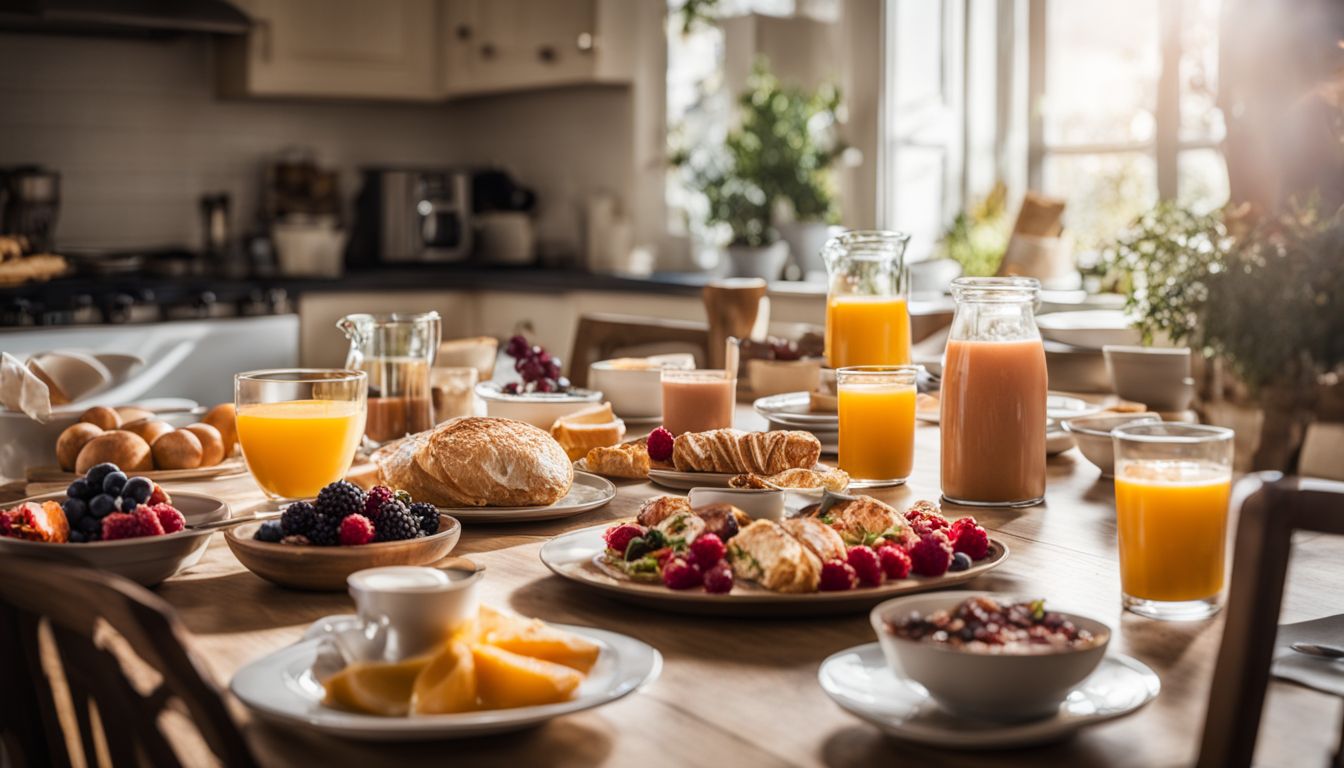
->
227, 0, 439, 100
441, 0, 599, 97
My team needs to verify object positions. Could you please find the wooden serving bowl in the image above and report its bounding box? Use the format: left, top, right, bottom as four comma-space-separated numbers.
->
224, 514, 461, 591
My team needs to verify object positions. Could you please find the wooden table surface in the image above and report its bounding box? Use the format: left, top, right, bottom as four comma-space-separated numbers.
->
121, 408, 1342, 766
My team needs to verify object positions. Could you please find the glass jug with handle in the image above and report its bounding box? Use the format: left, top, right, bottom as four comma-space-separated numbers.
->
822, 230, 912, 369
338, 311, 441, 446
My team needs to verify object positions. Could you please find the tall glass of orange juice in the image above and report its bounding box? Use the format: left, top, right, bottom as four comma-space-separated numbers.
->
235, 369, 368, 500
823, 231, 912, 368
1113, 423, 1234, 621
837, 365, 918, 485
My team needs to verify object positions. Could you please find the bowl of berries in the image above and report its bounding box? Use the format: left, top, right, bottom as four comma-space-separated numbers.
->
476, 334, 602, 429
225, 481, 462, 591
0, 461, 229, 586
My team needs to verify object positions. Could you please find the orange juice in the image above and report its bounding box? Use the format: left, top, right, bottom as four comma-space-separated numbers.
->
1115, 461, 1230, 602
826, 295, 911, 368
838, 383, 915, 481
237, 399, 366, 499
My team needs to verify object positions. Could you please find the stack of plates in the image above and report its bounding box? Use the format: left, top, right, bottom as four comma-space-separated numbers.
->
753, 392, 838, 454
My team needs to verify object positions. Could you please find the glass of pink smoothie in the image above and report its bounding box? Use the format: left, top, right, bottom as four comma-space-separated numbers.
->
661, 369, 735, 435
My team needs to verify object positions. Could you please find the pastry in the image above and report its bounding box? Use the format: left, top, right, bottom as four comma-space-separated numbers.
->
671, 429, 820, 475
635, 495, 692, 527
550, 402, 625, 460
780, 517, 848, 562
583, 441, 650, 479
812, 495, 909, 546
375, 417, 573, 507
808, 391, 838, 413
726, 519, 821, 593
729, 467, 849, 491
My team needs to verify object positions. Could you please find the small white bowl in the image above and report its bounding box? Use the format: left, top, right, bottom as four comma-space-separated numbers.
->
1061, 412, 1163, 476
687, 487, 785, 521
1102, 345, 1195, 412
475, 382, 603, 429
870, 591, 1111, 722
588, 355, 694, 420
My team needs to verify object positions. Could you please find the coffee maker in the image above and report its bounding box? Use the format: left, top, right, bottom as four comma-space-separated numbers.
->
0, 166, 60, 253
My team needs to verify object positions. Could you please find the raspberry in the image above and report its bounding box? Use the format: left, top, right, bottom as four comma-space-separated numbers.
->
0, 509, 19, 537
281, 501, 318, 536
316, 481, 366, 520
703, 561, 734, 594
689, 533, 726, 569
408, 502, 439, 535
950, 518, 990, 560
819, 559, 858, 591
909, 532, 954, 576
339, 514, 376, 546
647, 427, 674, 462
364, 486, 394, 518
146, 482, 171, 506
660, 557, 702, 590
101, 512, 143, 541
877, 544, 911, 579
21, 501, 69, 543
134, 506, 165, 537
146, 503, 184, 534
906, 500, 951, 536
603, 523, 643, 554
373, 501, 420, 542
846, 546, 883, 587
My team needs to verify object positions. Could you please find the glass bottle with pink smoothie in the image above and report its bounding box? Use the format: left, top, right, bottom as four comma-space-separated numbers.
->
940, 277, 1047, 507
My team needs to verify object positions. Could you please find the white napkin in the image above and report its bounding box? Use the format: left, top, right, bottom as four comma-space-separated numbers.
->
1274, 614, 1344, 697
0, 352, 52, 422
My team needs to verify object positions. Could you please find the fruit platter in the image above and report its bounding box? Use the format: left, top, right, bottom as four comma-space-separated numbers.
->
539, 493, 1007, 616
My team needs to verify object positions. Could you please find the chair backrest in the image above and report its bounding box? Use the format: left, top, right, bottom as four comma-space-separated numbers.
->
1197, 473, 1344, 768
567, 312, 709, 388
0, 557, 256, 768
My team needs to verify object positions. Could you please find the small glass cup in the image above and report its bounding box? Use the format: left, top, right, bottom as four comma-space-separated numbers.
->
235, 369, 367, 501
837, 365, 918, 486
430, 366, 479, 424
660, 369, 735, 435
1113, 423, 1234, 621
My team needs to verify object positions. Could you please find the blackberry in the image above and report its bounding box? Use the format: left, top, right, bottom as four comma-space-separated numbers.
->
309, 513, 341, 546
374, 500, 420, 542
281, 501, 319, 536
408, 502, 439, 535
316, 481, 366, 520
364, 485, 394, 517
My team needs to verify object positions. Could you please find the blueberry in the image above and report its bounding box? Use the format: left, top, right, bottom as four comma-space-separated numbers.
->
67, 479, 91, 500
77, 514, 100, 534
89, 494, 116, 518
254, 520, 285, 543
102, 471, 127, 496
121, 477, 153, 505
69, 530, 86, 543
949, 552, 972, 572
61, 497, 88, 524
84, 462, 120, 488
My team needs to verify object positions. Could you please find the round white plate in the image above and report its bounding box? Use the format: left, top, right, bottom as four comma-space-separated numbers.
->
753, 392, 839, 426
1036, 310, 1143, 349
916, 394, 1099, 425
818, 643, 1159, 749
436, 471, 616, 523
539, 523, 1008, 616
231, 622, 661, 740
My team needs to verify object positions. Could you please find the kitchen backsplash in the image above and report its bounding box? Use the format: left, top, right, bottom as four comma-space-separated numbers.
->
0, 32, 633, 255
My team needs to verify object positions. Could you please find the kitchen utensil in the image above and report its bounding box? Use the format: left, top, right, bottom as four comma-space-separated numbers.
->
1290, 642, 1344, 659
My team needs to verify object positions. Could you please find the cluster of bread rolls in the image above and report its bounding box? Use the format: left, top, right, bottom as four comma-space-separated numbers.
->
56, 403, 239, 474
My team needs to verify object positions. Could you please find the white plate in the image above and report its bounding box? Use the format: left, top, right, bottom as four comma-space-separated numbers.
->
818, 643, 1159, 749
1037, 310, 1143, 349
539, 523, 1009, 616
916, 394, 1098, 425
231, 621, 661, 740
436, 471, 615, 523
753, 392, 839, 426
647, 464, 887, 491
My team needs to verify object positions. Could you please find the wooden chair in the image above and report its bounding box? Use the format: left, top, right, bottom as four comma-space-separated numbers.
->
567, 312, 709, 388
1197, 473, 1344, 768
0, 557, 257, 767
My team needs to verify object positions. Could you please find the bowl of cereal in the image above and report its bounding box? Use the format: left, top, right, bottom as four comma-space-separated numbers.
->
870, 591, 1110, 721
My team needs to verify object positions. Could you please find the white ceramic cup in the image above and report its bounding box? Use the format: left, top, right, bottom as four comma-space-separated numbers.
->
317, 566, 483, 664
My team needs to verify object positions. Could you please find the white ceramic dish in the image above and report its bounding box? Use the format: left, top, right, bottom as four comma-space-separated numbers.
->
588, 354, 694, 420
231, 619, 661, 740
818, 643, 1159, 749
436, 470, 615, 523
915, 394, 1099, 426
869, 592, 1110, 721
475, 382, 603, 429
752, 392, 839, 427
1036, 310, 1143, 350
1102, 345, 1195, 411
687, 487, 785, 521
0, 490, 229, 586
1061, 413, 1164, 477
539, 523, 1008, 617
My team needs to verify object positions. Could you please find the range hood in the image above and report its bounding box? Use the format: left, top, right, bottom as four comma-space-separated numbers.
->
0, 0, 251, 36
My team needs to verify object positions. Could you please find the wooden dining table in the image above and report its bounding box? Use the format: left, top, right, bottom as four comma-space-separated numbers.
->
92, 406, 1342, 766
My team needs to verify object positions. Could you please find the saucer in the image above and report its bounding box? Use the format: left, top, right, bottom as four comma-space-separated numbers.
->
817, 643, 1159, 749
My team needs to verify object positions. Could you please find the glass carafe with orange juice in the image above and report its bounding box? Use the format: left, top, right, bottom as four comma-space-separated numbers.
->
940, 277, 1047, 507
837, 365, 918, 485
823, 231, 912, 368
1113, 423, 1233, 620
236, 369, 367, 500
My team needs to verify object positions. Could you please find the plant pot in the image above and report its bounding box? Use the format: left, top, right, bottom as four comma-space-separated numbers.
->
724, 242, 789, 281
777, 221, 840, 278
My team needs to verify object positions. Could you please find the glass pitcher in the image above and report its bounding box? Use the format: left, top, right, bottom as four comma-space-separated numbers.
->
940, 277, 1047, 507
822, 230, 912, 368
338, 311, 441, 445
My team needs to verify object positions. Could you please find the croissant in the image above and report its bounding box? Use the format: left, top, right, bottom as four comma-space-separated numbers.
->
671, 429, 820, 474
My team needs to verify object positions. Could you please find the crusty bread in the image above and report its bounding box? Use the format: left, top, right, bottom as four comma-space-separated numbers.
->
375, 417, 573, 507
671, 429, 820, 474
583, 441, 650, 479
551, 403, 625, 460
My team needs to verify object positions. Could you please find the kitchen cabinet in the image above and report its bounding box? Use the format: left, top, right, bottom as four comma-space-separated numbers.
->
219, 0, 440, 101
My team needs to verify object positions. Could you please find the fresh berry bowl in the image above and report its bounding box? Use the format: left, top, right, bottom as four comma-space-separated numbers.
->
0, 490, 229, 587
225, 513, 462, 591
474, 382, 603, 430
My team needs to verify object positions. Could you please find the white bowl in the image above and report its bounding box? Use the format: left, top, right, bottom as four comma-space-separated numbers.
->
588, 355, 694, 420
1061, 412, 1163, 476
870, 592, 1111, 722
475, 382, 603, 429
1102, 345, 1195, 412
687, 487, 785, 521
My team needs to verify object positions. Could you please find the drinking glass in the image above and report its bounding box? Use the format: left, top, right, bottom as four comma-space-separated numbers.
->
235, 369, 367, 501
661, 369, 735, 435
837, 365, 918, 486
1113, 423, 1234, 620
431, 366, 478, 424
822, 230, 912, 368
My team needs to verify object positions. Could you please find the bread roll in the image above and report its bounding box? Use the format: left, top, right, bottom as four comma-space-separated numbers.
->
203, 403, 238, 453
75, 431, 152, 474
671, 429, 821, 474
183, 422, 225, 466
79, 405, 121, 431
153, 429, 204, 470
115, 406, 154, 424
57, 423, 103, 471
122, 418, 174, 446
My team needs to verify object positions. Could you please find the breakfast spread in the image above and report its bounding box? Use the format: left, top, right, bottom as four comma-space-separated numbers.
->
598, 495, 993, 594
374, 416, 573, 507
251, 480, 441, 546
55, 402, 238, 473
670, 428, 821, 474
551, 401, 625, 460
885, 595, 1102, 654
0, 461, 180, 543
728, 467, 850, 491
321, 604, 601, 716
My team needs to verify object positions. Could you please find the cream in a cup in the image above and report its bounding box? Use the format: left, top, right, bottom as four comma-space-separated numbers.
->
332, 566, 483, 663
